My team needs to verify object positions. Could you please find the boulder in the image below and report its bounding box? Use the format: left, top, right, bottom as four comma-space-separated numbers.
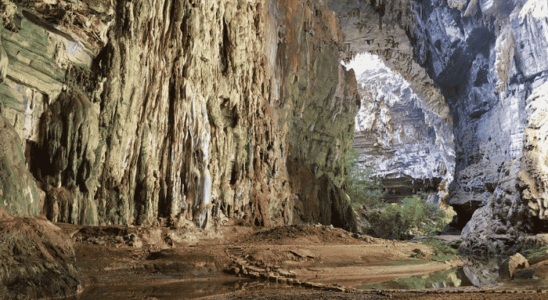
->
499, 253, 530, 280
514, 267, 536, 280
531, 261, 548, 280
0, 207, 82, 299
140, 227, 164, 247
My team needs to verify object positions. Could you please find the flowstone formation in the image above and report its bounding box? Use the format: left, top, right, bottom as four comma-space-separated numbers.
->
0, 0, 359, 231
0, 115, 40, 217
330, 0, 548, 254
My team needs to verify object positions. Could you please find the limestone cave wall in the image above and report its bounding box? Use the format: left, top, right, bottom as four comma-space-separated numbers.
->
330, 0, 548, 254
0, 0, 358, 231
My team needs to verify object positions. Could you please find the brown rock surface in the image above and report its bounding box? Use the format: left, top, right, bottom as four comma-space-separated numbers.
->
499, 253, 530, 280
0, 0, 358, 231
0, 207, 81, 299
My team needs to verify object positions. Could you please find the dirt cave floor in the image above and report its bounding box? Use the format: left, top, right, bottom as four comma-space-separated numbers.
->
56, 222, 548, 300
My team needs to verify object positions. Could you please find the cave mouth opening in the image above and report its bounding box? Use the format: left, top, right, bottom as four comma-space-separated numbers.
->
342, 52, 456, 214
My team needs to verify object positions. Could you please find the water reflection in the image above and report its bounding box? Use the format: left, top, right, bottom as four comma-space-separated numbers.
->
356, 267, 474, 290
67, 277, 299, 300
461, 256, 504, 286
356, 256, 515, 290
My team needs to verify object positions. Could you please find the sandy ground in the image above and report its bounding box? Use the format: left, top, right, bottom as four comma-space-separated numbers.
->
56, 222, 548, 300
226, 225, 462, 288
200, 290, 548, 300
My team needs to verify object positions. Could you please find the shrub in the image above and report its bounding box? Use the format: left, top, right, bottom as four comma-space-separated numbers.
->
344, 148, 455, 241
368, 194, 454, 240
345, 148, 384, 209
522, 245, 548, 260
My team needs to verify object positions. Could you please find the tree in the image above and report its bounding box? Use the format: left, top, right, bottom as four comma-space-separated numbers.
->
345, 148, 455, 240
368, 193, 455, 240
345, 148, 384, 209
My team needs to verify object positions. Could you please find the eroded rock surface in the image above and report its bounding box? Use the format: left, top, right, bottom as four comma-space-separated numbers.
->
330, 0, 548, 254
0, 114, 39, 216
423, 0, 548, 254
0, 0, 358, 231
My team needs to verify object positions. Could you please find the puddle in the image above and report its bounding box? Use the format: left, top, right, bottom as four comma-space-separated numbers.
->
461, 256, 504, 286
355, 255, 535, 291
356, 267, 474, 290
68, 255, 546, 298
68, 276, 304, 300
388, 259, 431, 267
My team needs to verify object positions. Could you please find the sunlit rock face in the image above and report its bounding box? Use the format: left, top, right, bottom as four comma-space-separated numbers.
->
332, 0, 548, 254
345, 53, 455, 203
411, 0, 548, 254
0, 0, 359, 231
328, 0, 452, 124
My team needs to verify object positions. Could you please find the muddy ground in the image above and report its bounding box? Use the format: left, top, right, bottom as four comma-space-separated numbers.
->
57, 221, 548, 300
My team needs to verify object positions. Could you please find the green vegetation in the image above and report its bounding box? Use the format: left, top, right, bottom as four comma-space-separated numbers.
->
368, 194, 454, 240
522, 245, 548, 260
423, 239, 459, 261
345, 148, 384, 209
345, 148, 456, 241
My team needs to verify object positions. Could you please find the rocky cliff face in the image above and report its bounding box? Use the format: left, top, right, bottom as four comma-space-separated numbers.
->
0, 0, 358, 231
409, 0, 548, 255
330, 0, 548, 254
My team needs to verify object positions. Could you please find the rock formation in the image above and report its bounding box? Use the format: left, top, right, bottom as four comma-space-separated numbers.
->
330, 0, 548, 255
347, 53, 455, 203
0, 0, 546, 265
0, 207, 82, 299
6, 0, 548, 298
0, 114, 40, 217
0, 0, 359, 232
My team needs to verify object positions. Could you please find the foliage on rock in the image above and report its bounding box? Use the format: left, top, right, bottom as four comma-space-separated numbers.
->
0, 115, 40, 217
422, 238, 459, 262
